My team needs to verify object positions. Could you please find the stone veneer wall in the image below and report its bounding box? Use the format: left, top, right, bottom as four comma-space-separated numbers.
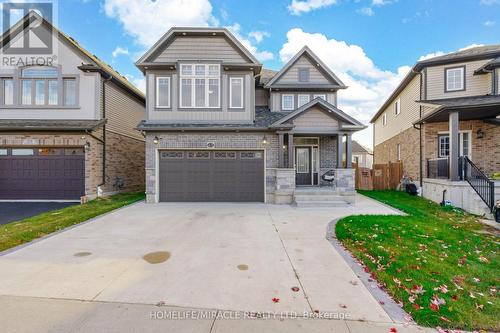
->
0, 132, 103, 198
319, 136, 338, 185
423, 120, 500, 177
145, 132, 278, 203
373, 126, 421, 181
102, 131, 145, 194
334, 168, 356, 203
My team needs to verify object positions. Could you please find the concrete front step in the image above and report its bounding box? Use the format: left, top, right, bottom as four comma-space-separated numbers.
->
294, 194, 344, 202
295, 200, 349, 208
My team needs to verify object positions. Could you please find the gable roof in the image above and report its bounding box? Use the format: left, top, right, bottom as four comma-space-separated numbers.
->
264, 46, 347, 89
269, 98, 365, 130
370, 45, 500, 123
0, 11, 144, 102
136, 27, 261, 69
352, 141, 372, 154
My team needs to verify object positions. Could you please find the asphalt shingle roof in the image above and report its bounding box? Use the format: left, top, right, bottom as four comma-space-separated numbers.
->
0, 119, 105, 131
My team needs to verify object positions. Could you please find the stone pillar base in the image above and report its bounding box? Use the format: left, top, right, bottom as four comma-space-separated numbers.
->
334, 168, 356, 203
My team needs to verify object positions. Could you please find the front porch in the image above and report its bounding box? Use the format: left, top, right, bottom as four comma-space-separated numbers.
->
416, 95, 500, 216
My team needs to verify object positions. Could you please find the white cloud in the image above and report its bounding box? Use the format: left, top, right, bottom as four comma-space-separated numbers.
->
288, 0, 338, 15
358, 7, 374, 16
112, 46, 129, 58
103, 0, 216, 47
458, 43, 484, 51
248, 30, 270, 43
226, 24, 274, 61
483, 20, 495, 27
125, 74, 146, 93
279, 28, 411, 148
372, 0, 393, 6
418, 51, 445, 61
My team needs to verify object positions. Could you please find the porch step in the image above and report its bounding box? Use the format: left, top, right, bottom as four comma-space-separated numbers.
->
294, 194, 344, 202
295, 200, 349, 208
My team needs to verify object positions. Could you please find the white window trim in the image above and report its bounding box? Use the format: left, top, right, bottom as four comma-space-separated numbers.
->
297, 94, 310, 107
445, 67, 465, 92
437, 130, 472, 157
282, 94, 294, 110
397, 143, 401, 161
229, 77, 244, 109
313, 94, 326, 101
395, 98, 401, 116
382, 113, 387, 126
156, 76, 171, 108
179, 63, 220, 109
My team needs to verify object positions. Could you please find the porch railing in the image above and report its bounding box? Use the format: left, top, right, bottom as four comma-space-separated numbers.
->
460, 156, 495, 212
427, 158, 449, 179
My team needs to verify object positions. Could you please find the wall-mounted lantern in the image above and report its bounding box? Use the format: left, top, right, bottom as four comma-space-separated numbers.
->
476, 129, 485, 139
153, 136, 160, 145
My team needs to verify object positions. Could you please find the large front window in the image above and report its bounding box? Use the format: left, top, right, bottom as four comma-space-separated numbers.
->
438, 132, 470, 158
179, 64, 220, 108
1, 66, 77, 107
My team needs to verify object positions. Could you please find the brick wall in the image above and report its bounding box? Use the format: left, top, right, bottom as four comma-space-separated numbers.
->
423, 120, 500, 176
373, 126, 421, 180
102, 131, 145, 194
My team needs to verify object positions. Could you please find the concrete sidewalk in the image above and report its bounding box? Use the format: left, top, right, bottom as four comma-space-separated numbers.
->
0, 295, 436, 333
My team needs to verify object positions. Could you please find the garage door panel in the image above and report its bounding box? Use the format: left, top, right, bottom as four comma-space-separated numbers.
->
159, 150, 264, 202
0, 149, 85, 200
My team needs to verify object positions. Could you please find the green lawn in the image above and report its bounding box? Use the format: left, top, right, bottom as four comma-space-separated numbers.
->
0, 192, 145, 252
336, 191, 499, 331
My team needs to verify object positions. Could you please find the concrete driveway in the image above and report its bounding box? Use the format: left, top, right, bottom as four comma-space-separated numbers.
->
0, 195, 417, 332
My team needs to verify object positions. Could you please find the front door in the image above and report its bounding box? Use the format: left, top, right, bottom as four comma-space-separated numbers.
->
296, 147, 312, 185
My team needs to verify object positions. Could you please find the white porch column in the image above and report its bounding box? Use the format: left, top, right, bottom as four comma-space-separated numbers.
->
346, 133, 353, 168
449, 111, 460, 181
337, 133, 344, 168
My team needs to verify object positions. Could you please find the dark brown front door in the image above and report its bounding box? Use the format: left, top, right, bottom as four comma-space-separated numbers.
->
159, 150, 264, 202
0, 148, 85, 200
295, 147, 311, 185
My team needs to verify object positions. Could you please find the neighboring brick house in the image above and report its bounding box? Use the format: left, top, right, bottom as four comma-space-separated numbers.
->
136, 28, 366, 205
371, 45, 500, 216
0, 12, 145, 201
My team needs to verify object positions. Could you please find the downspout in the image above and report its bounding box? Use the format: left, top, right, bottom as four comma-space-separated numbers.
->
98, 74, 113, 191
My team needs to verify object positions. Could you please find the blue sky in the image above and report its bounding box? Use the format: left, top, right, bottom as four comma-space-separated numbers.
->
14, 0, 500, 146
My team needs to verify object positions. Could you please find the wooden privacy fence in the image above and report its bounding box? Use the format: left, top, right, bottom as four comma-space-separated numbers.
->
354, 161, 403, 190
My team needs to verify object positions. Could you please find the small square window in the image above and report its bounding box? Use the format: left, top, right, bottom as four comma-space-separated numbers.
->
395, 98, 400, 115
0, 149, 7, 156
445, 67, 465, 92
298, 94, 310, 107
298, 68, 310, 82
382, 113, 387, 126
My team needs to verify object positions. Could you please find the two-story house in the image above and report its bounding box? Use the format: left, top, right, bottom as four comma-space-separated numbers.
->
0, 12, 145, 201
371, 45, 500, 216
136, 28, 366, 205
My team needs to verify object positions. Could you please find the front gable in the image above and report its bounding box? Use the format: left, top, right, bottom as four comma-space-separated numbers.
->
291, 106, 339, 132
137, 28, 261, 66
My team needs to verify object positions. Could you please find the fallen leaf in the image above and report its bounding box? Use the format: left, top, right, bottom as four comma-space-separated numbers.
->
412, 303, 421, 310
272, 298, 280, 303
430, 303, 439, 312
439, 316, 451, 322
339, 303, 347, 309
390, 328, 397, 333
291, 286, 300, 292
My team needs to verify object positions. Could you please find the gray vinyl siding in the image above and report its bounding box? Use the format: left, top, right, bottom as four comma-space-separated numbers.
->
496, 68, 500, 95
255, 87, 269, 106
292, 106, 339, 132
270, 91, 337, 112
146, 69, 254, 123
275, 55, 332, 85
426, 59, 492, 100
105, 80, 145, 141
154, 36, 249, 64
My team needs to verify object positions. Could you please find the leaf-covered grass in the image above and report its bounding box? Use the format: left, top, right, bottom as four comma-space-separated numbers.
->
336, 191, 499, 331
0, 192, 145, 252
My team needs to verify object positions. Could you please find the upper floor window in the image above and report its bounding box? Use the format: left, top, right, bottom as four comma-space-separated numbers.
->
313, 94, 326, 101
445, 66, 465, 92
298, 94, 310, 107
298, 68, 310, 82
1, 66, 77, 107
179, 64, 220, 108
395, 98, 400, 115
229, 77, 243, 109
282, 94, 294, 110
382, 113, 387, 126
156, 76, 171, 108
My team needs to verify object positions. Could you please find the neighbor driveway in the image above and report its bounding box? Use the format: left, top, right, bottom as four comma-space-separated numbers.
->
0, 202, 78, 225
0, 195, 405, 331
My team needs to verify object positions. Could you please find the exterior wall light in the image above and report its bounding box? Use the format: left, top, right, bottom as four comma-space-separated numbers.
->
476, 129, 485, 139
262, 136, 268, 145
84, 141, 91, 152
153, 136, 160, 145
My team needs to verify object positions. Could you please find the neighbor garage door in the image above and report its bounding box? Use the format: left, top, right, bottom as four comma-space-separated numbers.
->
0, 147, 85, 200
159, 150, 264, 202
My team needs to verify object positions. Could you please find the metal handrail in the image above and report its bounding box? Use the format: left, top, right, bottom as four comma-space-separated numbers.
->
461, 156, 495, 212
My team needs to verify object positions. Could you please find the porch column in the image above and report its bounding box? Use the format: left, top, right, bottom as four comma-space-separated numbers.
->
449, 111, 460, 181
337, 133, 344, 168
278, 132, 284, 168
287, 133, 294, 168
346, 133, 353, 168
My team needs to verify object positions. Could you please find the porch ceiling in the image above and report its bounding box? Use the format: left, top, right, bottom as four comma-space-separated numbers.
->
415, 95, 500, 124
